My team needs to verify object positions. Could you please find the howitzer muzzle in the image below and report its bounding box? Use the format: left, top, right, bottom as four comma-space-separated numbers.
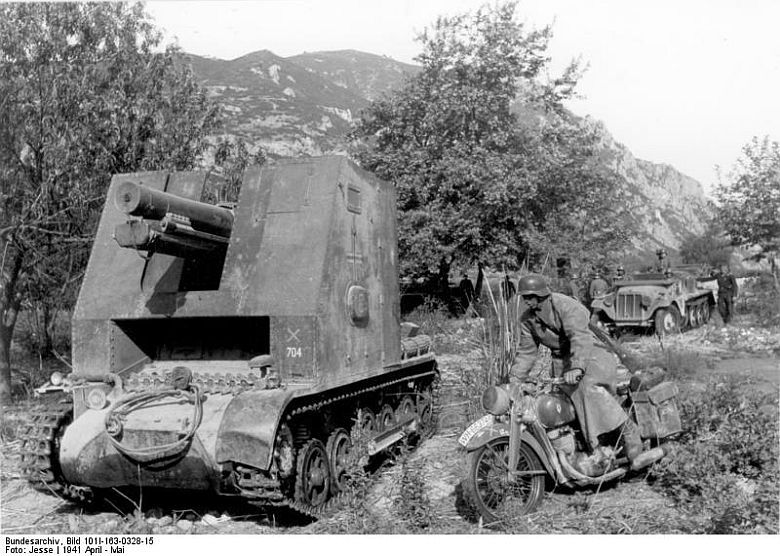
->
114, 182, 233, 238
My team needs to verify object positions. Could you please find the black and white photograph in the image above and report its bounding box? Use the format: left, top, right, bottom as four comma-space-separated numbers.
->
0, 0, 778, 545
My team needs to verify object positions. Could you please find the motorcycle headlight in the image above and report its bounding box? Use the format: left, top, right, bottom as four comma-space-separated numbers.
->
86, 388, 108, 410
49, 371, 64, 386
481, 386, 510, 416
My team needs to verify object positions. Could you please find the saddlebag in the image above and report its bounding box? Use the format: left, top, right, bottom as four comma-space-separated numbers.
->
632, 381, 682, 440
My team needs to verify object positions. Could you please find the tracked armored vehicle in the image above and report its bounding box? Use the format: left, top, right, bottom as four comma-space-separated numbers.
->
591, 266, 716, 336
20, 156, 438, 515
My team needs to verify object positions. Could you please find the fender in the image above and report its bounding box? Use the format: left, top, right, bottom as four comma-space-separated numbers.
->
215, 387, 303, 470
463, 421, 555, 478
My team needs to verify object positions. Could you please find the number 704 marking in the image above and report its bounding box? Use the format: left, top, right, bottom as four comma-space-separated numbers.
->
286, 346, 302, 358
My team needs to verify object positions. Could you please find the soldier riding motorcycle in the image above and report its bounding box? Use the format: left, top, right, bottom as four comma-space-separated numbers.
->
459, 275, 682, 523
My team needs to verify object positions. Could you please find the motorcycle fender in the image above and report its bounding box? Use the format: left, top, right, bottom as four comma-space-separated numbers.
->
463, 423, 554, 478
215, 388, 300, 471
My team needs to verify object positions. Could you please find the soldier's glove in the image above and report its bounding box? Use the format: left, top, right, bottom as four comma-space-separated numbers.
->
520, 381, 537, 394
564, 369, 584, 385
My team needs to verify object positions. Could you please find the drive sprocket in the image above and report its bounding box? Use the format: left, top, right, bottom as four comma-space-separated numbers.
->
18, 400, 92, 503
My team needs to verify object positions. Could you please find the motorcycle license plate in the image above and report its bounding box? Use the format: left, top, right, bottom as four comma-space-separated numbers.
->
458, 414, 494, 447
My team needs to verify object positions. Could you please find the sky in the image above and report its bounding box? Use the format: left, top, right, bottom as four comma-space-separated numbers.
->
145, 0, 780, 194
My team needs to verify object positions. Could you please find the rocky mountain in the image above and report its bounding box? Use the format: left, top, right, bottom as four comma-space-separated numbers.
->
186, 49, 710, 255
187, 50, 417, 156
288, 50, 419, 101
589, 120, 712, 254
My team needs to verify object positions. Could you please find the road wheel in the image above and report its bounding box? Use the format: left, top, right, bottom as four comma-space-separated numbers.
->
395, 395, 416, 424
687, 303, 700, 328
358, 408, 376, 438
700, 301, 712, 324
654, 305, 681, 336
465, 438, 546, 526
326, 428, 352, 494
294, 439, 331, 508
378, 404, 396, 432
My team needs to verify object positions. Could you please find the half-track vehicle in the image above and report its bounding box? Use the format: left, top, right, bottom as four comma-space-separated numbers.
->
20, 156, 438, 515
591, 265, 716, 336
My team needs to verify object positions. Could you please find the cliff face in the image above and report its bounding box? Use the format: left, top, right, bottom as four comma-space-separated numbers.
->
590, 120, 712, 252
188, 50, 711, 254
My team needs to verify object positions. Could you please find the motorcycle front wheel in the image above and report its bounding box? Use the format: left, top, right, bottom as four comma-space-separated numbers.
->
466, 437, 546, 525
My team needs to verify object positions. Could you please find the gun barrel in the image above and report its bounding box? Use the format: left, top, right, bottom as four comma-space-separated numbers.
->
114, 182, 233, 238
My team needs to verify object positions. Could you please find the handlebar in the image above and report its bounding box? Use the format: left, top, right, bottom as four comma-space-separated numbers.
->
523, 376, 567, 386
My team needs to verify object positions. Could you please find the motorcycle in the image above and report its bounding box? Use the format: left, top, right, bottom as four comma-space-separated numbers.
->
458, 372, 682, 524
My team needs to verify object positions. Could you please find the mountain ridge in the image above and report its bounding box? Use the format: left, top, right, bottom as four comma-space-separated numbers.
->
186, 48, 710, 253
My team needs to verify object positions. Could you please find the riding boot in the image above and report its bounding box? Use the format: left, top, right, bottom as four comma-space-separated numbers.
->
621, 419, 644, 462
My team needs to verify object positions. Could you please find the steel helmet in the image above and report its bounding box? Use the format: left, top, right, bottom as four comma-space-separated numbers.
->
517, 274, 551, 297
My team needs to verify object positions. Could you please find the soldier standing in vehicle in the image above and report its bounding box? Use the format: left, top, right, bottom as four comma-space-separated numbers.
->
511, 275, 647, 466
655, 248, 669, 272
716, 265, 739, 324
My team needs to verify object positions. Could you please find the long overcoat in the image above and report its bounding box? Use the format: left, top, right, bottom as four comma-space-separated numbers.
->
511, 292, 627, 449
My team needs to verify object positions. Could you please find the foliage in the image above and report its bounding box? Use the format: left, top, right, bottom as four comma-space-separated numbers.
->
207, 137, 266, 204
651, 378, 779, 534
679, 221, 734, 269
0, 2, 221, 404
716, 135, 780, 288
350, 1, 634, 285
740, 272, 780, 327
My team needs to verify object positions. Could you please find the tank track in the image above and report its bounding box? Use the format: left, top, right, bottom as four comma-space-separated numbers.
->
18, 399, 92, 503
287, 372, 442, 519
243, 363, 440, 518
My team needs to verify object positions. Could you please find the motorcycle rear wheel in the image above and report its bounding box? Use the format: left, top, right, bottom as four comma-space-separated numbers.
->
466, 437, 545, 525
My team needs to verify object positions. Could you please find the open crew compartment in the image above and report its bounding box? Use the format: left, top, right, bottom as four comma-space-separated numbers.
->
110, 316, 271, 374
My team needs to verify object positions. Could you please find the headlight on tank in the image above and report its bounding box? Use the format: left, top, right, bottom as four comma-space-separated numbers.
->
86, 388, 108, 410
49, 371, 64, 386
481, 386, 510, 416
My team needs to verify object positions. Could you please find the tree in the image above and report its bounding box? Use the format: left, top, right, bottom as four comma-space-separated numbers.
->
0, 2, 221, 405
716, 136, 780, 288
679, 221, 733, 269
208, 137, 266, 204
350, 1, 633, 301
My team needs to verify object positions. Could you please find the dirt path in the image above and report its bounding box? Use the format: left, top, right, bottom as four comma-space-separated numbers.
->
1, 322, 778, 534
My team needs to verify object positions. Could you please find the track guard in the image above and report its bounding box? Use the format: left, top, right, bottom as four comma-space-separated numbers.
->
215, 388, 299, 470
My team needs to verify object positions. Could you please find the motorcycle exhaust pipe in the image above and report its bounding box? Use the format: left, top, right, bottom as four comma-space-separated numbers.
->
556, 450, 626, 486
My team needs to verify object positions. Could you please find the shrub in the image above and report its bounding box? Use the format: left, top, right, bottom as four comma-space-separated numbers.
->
740, 272, 780, 327
650, 377, 779, 533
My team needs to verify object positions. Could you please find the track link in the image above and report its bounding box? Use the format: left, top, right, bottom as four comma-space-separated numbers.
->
18, 400, 92, 503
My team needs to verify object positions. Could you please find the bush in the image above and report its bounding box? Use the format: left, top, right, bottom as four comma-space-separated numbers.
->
739, 272, 780, 327
650, 377, 779, 533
